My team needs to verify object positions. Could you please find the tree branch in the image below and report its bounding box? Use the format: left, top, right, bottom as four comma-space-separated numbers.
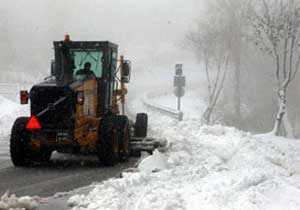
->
211, 53, 230, 110
291, 55, 300, 80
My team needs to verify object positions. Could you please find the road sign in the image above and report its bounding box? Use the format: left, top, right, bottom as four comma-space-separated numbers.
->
174, 75, 186, 88
174, 87, 185, 97
173, 63, 186, 112
175, 64, 183, 75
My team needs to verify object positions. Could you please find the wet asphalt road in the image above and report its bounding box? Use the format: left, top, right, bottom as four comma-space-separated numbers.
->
0, 136, 137, 198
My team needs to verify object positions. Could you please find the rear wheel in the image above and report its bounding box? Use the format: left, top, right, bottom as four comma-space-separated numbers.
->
98, 117, 120, 166
40, 150, 52, 163
134, 113, 148, 138
10, 117, 32, 167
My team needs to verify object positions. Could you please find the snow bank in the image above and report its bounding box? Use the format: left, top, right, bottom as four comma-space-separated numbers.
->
0, 192, 40, 210
138, 150, 169, 173
68, 92, 300, 210
0, 95, 28, 137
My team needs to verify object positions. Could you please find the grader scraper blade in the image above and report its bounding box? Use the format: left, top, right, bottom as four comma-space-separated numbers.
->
130, 137, 167, 155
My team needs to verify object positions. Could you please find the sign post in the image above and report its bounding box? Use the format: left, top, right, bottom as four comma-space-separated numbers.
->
173, 64, 185, 112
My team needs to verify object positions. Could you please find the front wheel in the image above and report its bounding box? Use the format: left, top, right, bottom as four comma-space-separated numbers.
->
98, 117, 120, 166
10, 117, 32, 166
134, 113, 148, 138
118, 116, 131, 161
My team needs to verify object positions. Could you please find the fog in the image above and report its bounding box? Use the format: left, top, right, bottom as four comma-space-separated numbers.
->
4, 0, 299, 136
0, 0, 202, 78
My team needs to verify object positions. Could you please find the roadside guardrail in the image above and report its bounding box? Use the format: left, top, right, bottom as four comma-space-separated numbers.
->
143, 100, 183, 121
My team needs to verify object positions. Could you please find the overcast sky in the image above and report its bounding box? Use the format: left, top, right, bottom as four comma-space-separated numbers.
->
1, 0, 203, 74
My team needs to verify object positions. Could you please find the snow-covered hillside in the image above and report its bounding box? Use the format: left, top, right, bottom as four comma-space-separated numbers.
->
68, 93, 300, 210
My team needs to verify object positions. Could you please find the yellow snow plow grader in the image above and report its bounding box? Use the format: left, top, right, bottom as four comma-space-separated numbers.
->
10, 35, 165, 167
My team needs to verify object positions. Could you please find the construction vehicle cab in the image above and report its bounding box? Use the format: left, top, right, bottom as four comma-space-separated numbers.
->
10, 36, 152, 167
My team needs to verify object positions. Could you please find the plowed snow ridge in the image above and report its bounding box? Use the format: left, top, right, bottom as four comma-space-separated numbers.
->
68, 91, 300, 210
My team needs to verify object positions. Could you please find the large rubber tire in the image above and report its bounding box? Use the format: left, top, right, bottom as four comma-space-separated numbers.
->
40, 150, 52, 163
134, 113, 148, 138
10, 117, 32, 167
98, 117, 120, 166
117, 116, 131, 161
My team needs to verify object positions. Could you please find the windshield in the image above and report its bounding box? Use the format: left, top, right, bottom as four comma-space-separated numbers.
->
70, 50, 103, 79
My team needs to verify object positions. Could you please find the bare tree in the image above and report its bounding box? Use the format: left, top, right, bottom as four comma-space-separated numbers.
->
211, 0, 246, 122
249, 0, 300, 137
187, 16, 232, 124
187, 0, 253, 125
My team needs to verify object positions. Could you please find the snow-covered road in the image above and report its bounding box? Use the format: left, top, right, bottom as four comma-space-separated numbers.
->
0, 137, 9, 160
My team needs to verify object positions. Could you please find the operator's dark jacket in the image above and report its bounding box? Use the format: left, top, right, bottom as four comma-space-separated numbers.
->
76, 69, 96, 80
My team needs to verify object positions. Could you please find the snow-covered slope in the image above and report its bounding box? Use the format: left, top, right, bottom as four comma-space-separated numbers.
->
68, 92, 300, 210
0, 95, 29, 137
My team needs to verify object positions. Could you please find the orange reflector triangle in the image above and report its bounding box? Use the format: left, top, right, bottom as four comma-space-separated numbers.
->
26, 116, 41, 130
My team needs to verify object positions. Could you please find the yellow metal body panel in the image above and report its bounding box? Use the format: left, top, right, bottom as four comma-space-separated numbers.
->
74, 79, 100, 147
30, 139, 41, 152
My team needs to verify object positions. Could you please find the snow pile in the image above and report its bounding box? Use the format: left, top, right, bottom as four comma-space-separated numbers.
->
68, 117, 300, 210
0, 192, 39, 210
0, 95, 28, 137
138, 150, 169, 173
68, 90, 300, 210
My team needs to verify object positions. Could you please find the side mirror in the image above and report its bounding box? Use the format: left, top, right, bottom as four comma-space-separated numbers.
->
51, 60, 57, 76
122, 60, 131, 83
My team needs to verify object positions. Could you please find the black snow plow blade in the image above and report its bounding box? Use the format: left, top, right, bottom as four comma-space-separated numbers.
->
130, 137, 167, 155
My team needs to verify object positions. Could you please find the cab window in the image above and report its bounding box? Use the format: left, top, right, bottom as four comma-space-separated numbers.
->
70, 50, 104, 79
